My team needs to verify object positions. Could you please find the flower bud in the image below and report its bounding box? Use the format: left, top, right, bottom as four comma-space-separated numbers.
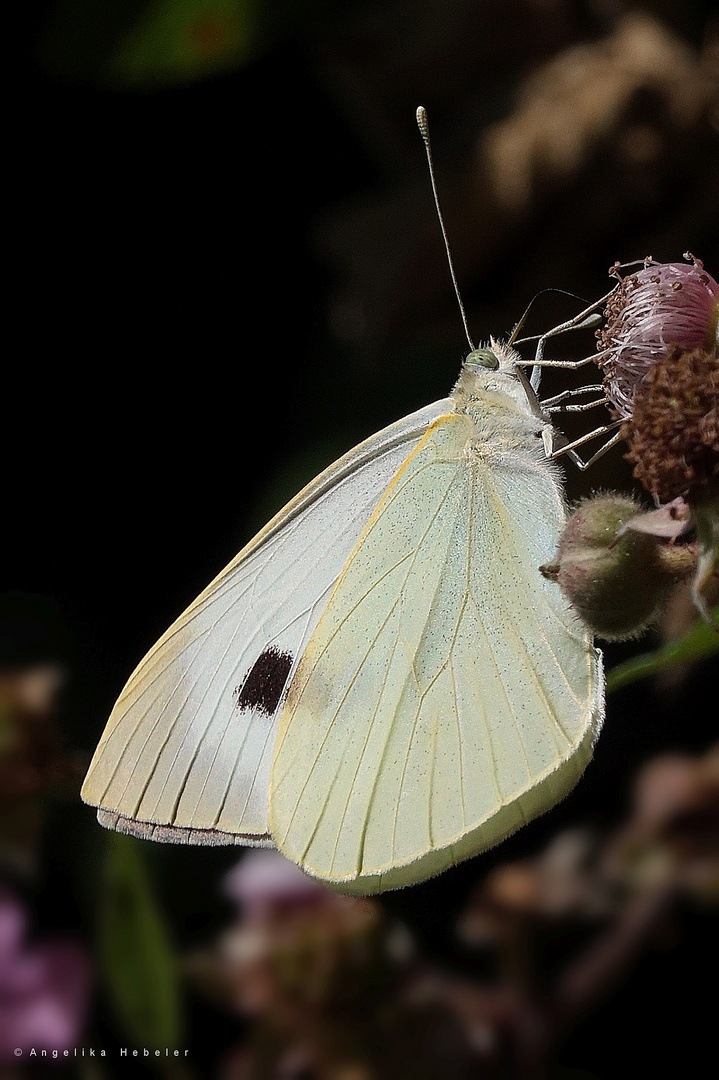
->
541, 494, 697, 640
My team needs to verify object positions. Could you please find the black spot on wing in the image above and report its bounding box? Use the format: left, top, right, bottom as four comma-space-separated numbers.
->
235, 647, 294, 717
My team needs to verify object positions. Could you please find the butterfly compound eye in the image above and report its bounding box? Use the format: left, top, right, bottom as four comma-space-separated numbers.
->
466, 348, 500, 371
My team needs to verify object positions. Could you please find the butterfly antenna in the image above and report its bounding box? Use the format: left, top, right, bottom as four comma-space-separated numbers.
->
417, 106, 475, 351
509, 288, 601, 346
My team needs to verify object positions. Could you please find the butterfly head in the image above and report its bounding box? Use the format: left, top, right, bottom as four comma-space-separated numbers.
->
449, 339, 544, 432
464, 337, 524, 375
465, 346, 500, 372
457, 337, 539, 417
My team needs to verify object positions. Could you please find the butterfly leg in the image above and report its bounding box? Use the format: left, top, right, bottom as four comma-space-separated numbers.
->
546, 398, 609, 415
547, 423, 624, 470
542, 385, 607, 412
512, 290, 616, 353
523, 288, 616, 353
527, 344, 613, 393
566, 430, 625, 471
513, 288, 617, 391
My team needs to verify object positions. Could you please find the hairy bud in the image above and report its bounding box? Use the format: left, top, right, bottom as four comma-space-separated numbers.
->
541, 494, 696, 640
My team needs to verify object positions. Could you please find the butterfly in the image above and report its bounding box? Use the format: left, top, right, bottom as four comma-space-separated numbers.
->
81, 336, 604, 895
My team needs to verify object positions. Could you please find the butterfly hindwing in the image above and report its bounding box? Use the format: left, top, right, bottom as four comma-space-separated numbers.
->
269, 410, 603, 892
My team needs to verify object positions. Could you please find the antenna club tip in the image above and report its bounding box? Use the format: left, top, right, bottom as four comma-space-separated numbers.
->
416, 105, 429, 139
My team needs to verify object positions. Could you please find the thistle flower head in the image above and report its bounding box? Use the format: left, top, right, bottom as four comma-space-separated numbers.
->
597, 255, 719, 419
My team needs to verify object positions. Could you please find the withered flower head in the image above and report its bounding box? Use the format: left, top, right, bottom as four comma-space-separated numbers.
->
623, 347, 719, 503
597, 256, 719, 420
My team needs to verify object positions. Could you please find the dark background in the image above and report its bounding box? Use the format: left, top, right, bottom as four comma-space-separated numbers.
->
5, 1, 719, 1076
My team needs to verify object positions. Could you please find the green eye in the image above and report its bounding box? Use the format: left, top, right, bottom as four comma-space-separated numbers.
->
466, 348, 500, 371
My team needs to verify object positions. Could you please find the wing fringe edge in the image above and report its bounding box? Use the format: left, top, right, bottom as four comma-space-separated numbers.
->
96, 809, 275, 848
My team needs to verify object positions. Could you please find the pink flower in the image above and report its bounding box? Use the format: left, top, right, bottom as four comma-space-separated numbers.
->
0, 888, 91, 1059
223, 850, 326, 922
598, 256, 719, 418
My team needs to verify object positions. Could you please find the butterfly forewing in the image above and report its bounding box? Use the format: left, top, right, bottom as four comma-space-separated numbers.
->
270, 409, 603, 892
81, 400, 452, 843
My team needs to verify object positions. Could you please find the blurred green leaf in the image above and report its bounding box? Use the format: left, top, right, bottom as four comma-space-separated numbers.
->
111, 0, 258, 86
99, 832, 182, 1053
606, 607, 719, 693
41, 0, 337, 88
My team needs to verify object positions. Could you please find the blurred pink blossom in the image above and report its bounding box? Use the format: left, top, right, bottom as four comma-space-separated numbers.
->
223, 850, 326, 921
0, 887, 91, 1059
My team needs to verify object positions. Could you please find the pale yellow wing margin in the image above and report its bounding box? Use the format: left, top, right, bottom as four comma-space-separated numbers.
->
270, 412, 603, 894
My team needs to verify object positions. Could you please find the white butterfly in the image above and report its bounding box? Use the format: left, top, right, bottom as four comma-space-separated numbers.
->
82, 339, 603, 894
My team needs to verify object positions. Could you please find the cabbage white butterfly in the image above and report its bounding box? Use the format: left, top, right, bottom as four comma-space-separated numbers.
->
81, 111, 604, 894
